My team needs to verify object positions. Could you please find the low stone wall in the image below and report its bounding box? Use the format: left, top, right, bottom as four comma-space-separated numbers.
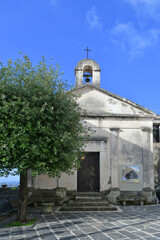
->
28, 187, 66, 206
0, 189, 19, 201
28, 188, 56, 201
0, 189, 19, 210
153, 143, 160, 184
108, 188, 156, 205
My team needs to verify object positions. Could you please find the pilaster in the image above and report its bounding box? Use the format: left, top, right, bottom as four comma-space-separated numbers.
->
110, 128, 120, 188
141, 127, 154, 189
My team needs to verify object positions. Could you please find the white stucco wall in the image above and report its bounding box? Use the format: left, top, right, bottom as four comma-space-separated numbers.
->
75, 87, 152, 116
32, 117, 154, 191
31, 87, 154, 192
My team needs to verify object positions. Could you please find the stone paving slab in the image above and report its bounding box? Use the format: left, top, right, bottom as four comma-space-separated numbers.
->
1, 205, 160, 239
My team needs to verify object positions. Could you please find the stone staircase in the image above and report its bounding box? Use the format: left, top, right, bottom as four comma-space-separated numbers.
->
60, 192, 117, 211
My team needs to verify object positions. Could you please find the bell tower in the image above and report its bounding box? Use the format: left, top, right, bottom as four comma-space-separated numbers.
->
75, 58, 101, 88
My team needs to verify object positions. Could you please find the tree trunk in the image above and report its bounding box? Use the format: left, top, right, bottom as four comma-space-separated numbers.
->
17, 172, 28, 222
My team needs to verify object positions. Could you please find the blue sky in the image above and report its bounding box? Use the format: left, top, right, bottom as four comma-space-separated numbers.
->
0, 0, 160, 183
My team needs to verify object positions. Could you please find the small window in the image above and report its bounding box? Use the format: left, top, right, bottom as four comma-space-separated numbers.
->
153, 125, 160, 142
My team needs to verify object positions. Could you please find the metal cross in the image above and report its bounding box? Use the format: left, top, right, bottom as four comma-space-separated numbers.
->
84, 47, 91, 59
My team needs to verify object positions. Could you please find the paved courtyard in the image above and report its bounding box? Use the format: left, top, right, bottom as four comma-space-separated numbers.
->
1, 205, 160, 239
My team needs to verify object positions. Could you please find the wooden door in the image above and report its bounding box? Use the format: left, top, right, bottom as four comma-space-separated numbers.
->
77, 152, 100, 192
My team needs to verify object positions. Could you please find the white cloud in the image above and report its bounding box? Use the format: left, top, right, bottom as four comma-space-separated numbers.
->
86, 7, 102, 31
111, 22, 160, 59
125, 0, 160, 20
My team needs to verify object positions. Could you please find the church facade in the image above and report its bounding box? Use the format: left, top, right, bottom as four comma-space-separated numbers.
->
28, 58, 160, 204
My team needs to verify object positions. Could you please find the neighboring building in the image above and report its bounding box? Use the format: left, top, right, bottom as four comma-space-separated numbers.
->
28, 58, 160, 204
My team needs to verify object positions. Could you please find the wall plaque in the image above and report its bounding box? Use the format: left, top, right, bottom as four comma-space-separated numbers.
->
122, 166, 140, 183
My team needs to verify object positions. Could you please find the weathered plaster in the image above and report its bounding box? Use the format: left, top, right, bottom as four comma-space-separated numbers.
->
75, 87, 155, 116
30, 59, 159, 202
75, 59, 101, 88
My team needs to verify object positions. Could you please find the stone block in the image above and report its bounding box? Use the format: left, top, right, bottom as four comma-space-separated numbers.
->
55, 188, 66, 199
41, 203, 53, 214
108, 188, 120, 204
142, 187, 156, 204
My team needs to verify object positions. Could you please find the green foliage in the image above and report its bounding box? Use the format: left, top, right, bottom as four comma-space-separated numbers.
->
0, 54, 89, 177
5, 218, 38, 227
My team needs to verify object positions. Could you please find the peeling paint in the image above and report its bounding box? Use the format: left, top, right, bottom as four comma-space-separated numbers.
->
107, 98, 117, 105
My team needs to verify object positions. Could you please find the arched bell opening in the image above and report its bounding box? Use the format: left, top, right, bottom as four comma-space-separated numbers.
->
75, 59, 101, 88
83, 65, 92, 84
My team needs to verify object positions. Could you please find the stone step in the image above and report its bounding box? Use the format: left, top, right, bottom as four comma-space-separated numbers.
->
72, 192, 102, 197
75, 196, 102, 202
60, 205, 117, 211
69, 201, 109, 207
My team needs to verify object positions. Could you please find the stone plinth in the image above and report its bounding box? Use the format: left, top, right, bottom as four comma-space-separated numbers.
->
41, 203, 53, 214
55, 188, 66, 199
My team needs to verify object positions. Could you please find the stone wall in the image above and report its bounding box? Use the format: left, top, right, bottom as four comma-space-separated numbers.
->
154, 143, 160, 184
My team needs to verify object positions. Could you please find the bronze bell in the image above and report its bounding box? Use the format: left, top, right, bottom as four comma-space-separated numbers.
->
85, 77, 90, 83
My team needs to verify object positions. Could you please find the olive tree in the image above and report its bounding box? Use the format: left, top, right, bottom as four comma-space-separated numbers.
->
0, 55, 89, 222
